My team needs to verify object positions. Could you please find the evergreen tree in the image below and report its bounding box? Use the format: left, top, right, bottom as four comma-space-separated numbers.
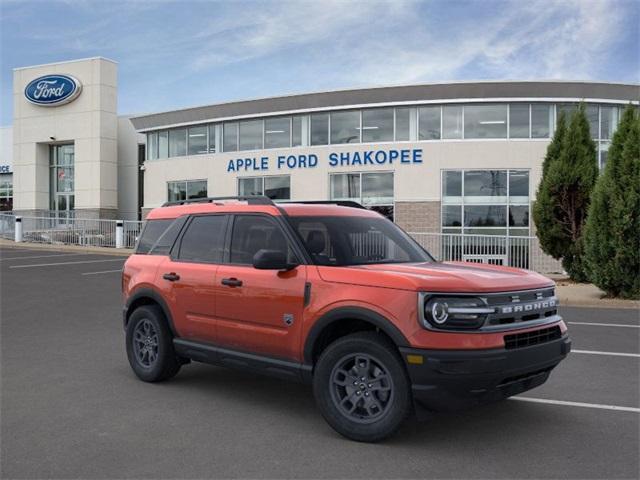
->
533, 104, 598, 281
584, 106, 640, 298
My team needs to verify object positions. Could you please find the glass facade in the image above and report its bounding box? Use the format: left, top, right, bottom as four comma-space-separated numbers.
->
330, 172, 394, 220
442, 169, 530, 236
0, 173, 12, 211
238, 175, 290, 200
143, 103, 624, 167
167, 180, 208, 202
49, 144, 75, 216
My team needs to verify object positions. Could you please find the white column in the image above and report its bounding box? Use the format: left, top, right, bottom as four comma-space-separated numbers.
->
14, 216, 23, 243
116, 220, 124, 248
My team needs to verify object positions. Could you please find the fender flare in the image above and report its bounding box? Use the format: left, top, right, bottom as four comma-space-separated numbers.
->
124, 287, 177, 336
303, 306, 410, 365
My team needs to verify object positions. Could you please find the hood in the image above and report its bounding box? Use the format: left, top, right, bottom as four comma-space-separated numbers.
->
316, 261, 554, 293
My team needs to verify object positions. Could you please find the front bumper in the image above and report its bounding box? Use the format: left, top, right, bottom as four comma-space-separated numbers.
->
399, 334, 571, 414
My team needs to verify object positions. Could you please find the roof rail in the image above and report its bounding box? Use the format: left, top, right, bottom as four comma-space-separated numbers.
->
162, 195, 275, 207
275, 200, 367, 209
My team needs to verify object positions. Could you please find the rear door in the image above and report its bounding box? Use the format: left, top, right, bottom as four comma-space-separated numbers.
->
158, 214, 228, 343
214, 214, 307, 361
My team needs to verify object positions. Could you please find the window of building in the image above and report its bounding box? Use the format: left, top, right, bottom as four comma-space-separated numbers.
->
187, 126, 208, 155
330, 110, 360, 144
264, 117, 291, 149
395, 107, 411, 141
158, 131, 168, 159
169, 128, 187, 157
292, 116, 303, 147
330, 172, 394, 220
49, 144, 75, 218
229, 215, 293, 264
147, 132, 158, 160
167, 180, 208, 202
239, 120, 263, 150
531, 104, 552, 138
0, 173, 13, 211
509, 104, 529, 138
419, 106, 441, 140
441, 169, 529, 236
600, 106, 619, 140
442, 105, 463, 139
586, 104, 599, 139
310, 113, 329, 145
208, 124, 217, 153
178, 215, 227, 263
362, 108, 394, 143
238, 175, 290, 200
223, 122, 239, 152
464, 104, 507, 139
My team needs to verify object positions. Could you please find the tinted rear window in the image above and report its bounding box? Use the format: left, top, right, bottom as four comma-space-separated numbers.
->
136, 219, 172, 254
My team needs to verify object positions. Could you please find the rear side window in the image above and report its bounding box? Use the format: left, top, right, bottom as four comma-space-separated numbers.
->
177, 215, 227, 263
149, 216, 188, 256
136, 219, 172, 254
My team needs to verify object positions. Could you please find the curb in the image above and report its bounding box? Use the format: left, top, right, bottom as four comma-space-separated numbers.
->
0, 239, 132, 257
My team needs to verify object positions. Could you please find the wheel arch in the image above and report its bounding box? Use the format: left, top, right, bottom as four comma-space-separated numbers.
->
124, 288, 177, 336
303, 307, 410, 366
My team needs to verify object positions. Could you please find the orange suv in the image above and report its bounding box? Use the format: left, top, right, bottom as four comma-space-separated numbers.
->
122, 196, 570, 442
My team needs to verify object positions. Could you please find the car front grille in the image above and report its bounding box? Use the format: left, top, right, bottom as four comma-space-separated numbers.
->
504, 326, 562, 350
484, 287, 558, 327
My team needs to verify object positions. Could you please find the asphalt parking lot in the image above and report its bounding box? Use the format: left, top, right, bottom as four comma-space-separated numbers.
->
1, 245, 638, 479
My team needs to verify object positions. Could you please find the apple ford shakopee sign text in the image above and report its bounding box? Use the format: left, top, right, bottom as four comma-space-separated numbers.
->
24, 75, 82, 106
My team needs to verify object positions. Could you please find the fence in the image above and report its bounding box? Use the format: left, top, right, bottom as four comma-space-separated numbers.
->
409, 232, 563, 274
0, 213, 15, 240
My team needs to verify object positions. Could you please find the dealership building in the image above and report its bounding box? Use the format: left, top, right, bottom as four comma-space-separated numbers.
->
5, 57, 638, 242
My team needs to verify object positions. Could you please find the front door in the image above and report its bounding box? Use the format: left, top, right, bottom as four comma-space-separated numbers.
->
215, 214, 307, 361
158, 214, 228, 343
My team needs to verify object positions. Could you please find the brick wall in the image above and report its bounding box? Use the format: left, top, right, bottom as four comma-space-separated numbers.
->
394, 201, 441, 233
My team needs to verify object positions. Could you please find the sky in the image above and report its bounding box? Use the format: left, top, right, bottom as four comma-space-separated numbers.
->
0, 0, 638, 126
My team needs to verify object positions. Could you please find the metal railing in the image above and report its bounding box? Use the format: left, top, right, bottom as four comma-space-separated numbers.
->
409, 232, 564, 274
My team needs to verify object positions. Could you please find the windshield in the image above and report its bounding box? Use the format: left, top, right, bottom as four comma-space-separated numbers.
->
287, 215, 433, 266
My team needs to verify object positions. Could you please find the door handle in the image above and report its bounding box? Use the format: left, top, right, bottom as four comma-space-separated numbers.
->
221, 277, 243, 287
162, 272, 180, 282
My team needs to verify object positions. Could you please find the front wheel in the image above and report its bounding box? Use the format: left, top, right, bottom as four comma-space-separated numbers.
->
313, 332, 412, 442
125, 305, 181, 382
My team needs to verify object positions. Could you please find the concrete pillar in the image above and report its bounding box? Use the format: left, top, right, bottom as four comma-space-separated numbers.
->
14, 216, 22, 242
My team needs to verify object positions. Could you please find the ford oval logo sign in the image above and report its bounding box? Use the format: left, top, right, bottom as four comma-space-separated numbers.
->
24, 74, 82, 106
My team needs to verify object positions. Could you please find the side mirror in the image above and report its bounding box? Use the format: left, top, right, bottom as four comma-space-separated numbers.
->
252, 249, 297, 271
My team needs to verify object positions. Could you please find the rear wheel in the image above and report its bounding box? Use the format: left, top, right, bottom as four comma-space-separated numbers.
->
313, 332, 411, 442
126, 305, 181, 382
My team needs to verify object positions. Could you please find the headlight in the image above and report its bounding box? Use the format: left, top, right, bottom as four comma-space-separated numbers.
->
422, 296, 494, 330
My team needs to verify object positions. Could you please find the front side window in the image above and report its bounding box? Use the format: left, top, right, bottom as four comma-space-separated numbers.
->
238, 176, 290, 200
362, 108, 393, 143
265, 117, 291, 149
239, 120, 263, 150
289, 215, 431, 266
310, 113, 329, 145
330, 110, 360, 144
169, 128, 187, 157
187, 126, 207, 155
178, 215, 227, 263
464, 104, 507, 139
136, 219, 173, 254
230, 215, 293, 264
167, 180, 208, 202
419, 106, 441, 140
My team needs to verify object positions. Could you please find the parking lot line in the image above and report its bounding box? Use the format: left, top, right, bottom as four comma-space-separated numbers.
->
513, 397, 640, 413
10, 259, 125, 269
81, 269, 122, 275
572, 349, 640, 358
1, 253, 87, 261
568, 321, 640, 328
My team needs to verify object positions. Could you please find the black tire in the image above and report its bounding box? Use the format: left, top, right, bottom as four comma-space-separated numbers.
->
313, 331, 411, 442
126, 305, 181, 382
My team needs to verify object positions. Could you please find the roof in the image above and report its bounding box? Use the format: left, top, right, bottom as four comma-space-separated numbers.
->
146, 201, 378, 220
130, 81, 640, 131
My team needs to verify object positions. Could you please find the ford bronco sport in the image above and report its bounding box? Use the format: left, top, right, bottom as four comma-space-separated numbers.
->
122, 196, 570, 442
